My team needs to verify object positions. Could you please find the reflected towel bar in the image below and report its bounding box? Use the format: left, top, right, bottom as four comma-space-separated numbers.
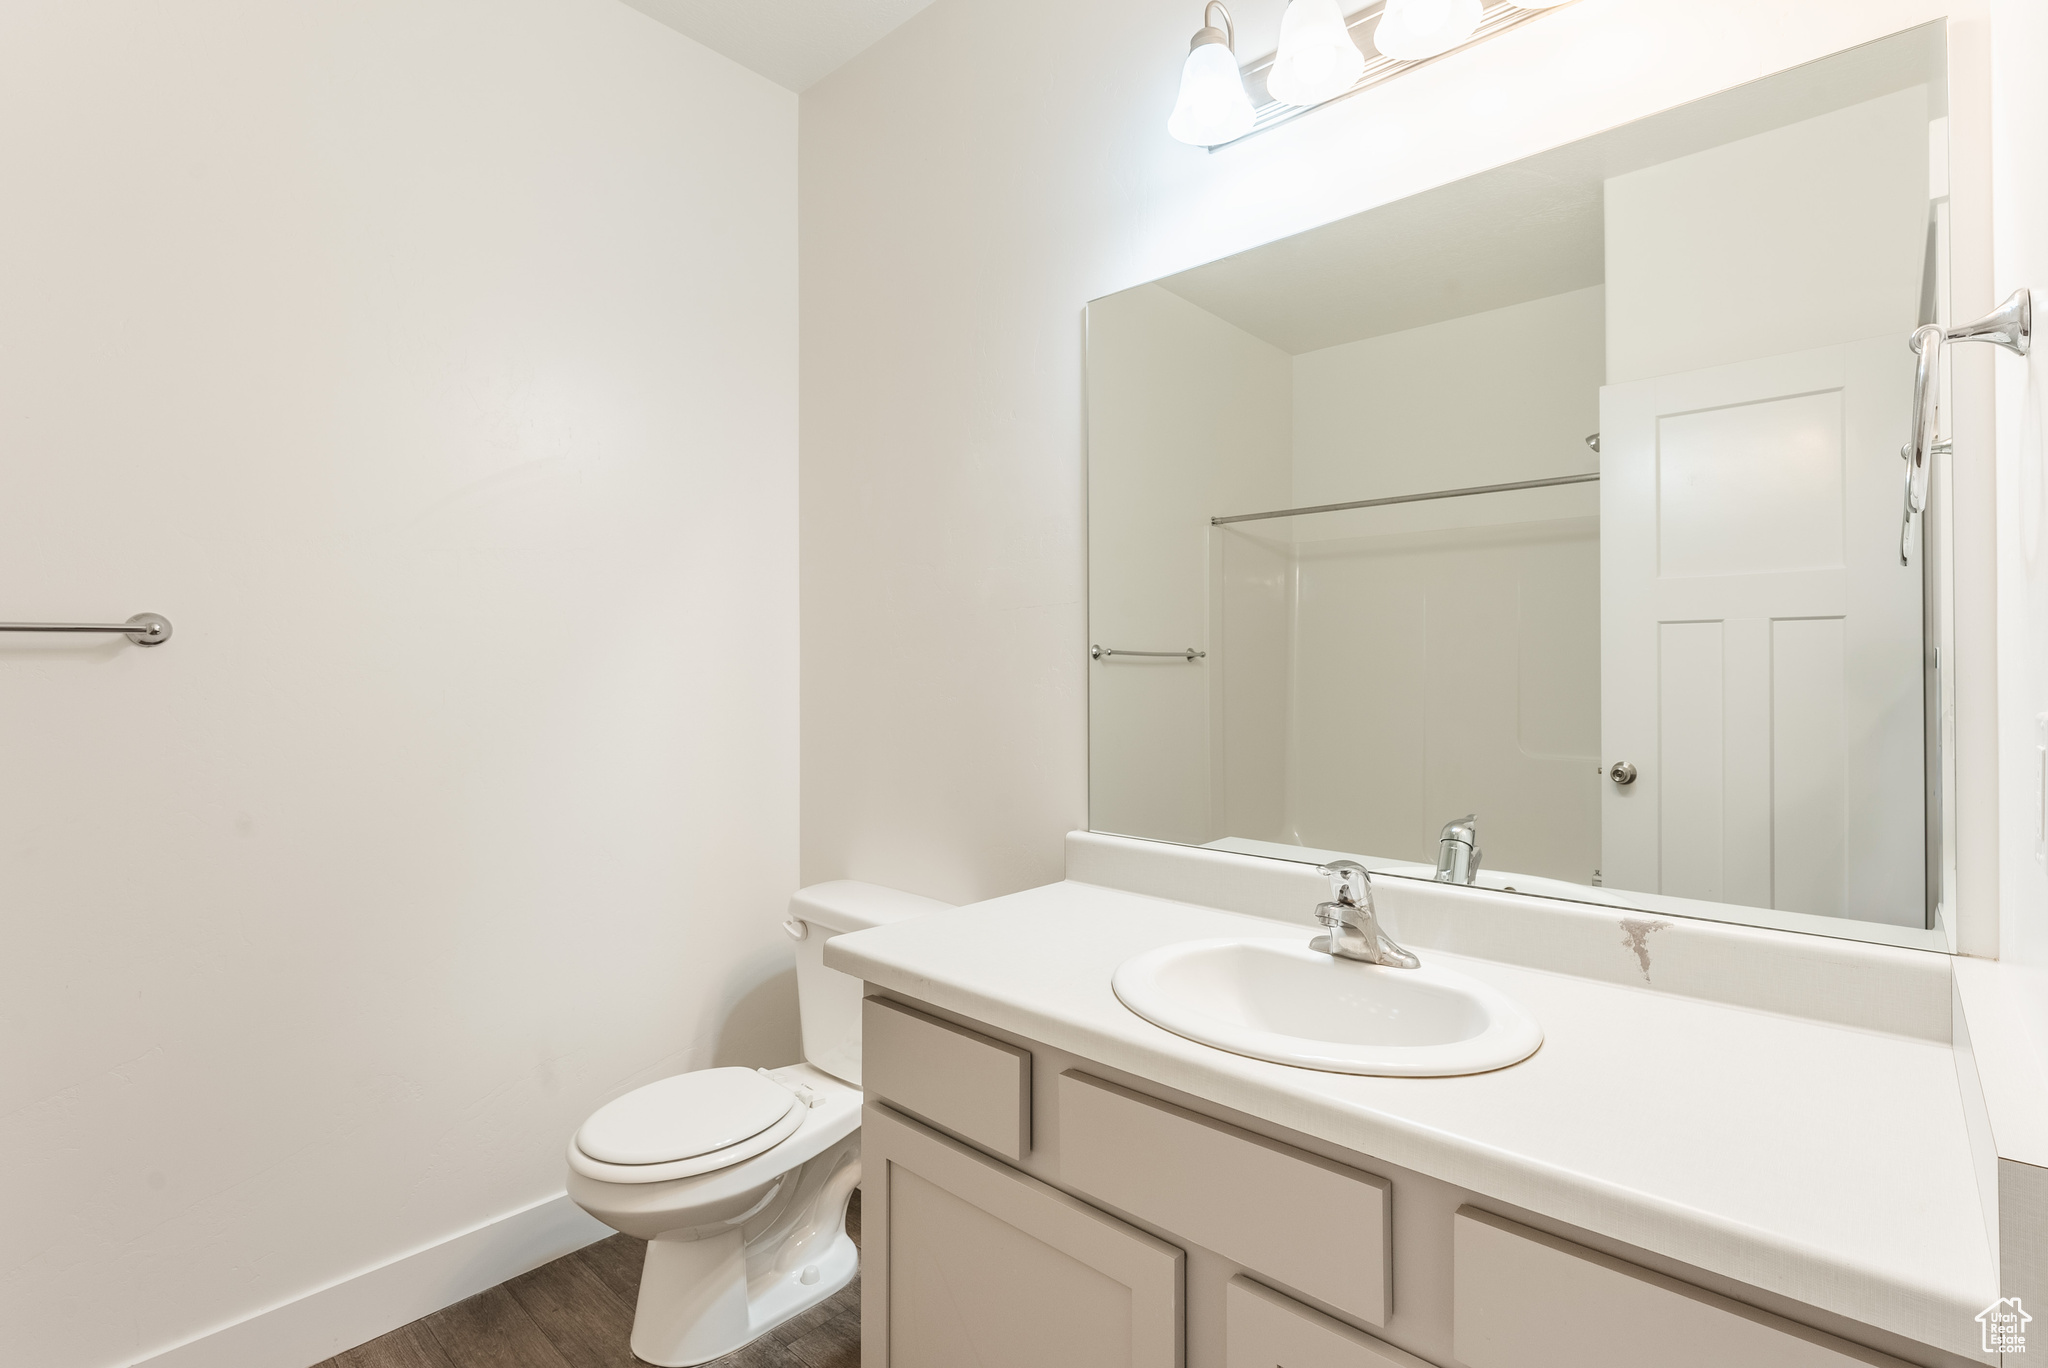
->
1212, 472, 1600, 525
1091, 645, 1205, 661
0, 613, 172, 646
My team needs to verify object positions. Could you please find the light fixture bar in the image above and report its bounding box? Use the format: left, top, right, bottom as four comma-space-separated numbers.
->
1217, 0, 1567, 148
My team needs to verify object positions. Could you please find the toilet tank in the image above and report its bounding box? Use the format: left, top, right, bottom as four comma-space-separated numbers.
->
790, 880, 953, 1087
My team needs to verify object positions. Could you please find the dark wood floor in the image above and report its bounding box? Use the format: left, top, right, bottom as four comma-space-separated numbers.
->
314, 1196, 860, 1368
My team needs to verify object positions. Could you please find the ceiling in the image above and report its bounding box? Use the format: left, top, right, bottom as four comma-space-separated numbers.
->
1152, 22, 1944, 355
614, 0, 941, 91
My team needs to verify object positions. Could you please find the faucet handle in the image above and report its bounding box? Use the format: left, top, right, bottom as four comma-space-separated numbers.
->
1317, 860, 1371, 906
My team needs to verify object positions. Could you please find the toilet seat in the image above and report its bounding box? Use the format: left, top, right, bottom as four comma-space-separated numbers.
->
578, 1068, 796, 1164
569, 1069, 809, 1184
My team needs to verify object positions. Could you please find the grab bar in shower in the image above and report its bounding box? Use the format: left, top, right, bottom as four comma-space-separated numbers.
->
1212, 471, 1599, 526
0, 613, 172, 646
1091, 645, 1205, 661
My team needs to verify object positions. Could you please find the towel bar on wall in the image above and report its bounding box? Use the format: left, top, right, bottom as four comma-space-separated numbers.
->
1091, 645, 1205, 661
0, 613, 172, 646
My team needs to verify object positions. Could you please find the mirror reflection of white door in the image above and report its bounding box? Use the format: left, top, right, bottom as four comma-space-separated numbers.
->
1599, 337, 1923, 924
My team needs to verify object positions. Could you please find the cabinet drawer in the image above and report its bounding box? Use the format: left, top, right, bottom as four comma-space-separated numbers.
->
1059, 1071, 1391, 1325
861, 997, 1031, 1161
1453, 1208, 1908, 1368
863, 1102, 1183, 1368
1227, 1277, 1433, 1368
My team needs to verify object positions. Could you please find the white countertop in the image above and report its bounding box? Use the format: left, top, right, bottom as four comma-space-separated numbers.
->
827, 879, 1997, 1361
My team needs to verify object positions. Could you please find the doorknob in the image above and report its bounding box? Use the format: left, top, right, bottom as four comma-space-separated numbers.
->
1609, 761, 1637, 785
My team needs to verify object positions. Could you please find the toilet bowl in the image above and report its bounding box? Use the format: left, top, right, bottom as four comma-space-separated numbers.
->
566, 881, 950, 1367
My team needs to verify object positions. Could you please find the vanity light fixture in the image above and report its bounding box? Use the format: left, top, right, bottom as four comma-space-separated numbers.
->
1168, 2, 1257, 147
1371, 0, 1482, 60
1172, 0, 1573, 148
1267, 0, 1367, 107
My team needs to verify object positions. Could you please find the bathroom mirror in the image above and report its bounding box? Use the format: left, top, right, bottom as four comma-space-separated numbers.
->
1086, 23, 1956, 951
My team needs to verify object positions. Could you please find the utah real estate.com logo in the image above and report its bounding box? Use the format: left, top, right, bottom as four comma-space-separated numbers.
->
1980, 1297, 2032, 1354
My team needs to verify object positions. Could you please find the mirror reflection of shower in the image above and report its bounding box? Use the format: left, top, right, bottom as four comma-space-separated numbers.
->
1086, 25, 1957, 951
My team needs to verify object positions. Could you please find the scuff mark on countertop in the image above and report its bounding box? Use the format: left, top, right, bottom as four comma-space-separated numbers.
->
1620, 916, 1672, 981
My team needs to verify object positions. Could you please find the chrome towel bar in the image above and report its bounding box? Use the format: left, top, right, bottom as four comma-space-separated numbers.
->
0, 613, 172, 646
1092, 645, 1205, 661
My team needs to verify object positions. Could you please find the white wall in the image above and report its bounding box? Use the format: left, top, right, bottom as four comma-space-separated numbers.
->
798, 0, 2001, 911
0, 4, 798, 1366
1292, 287, 1606, 511
1991, 0, 2048, 976
1085, 284, 1290, 844
1605, 86, 1932, 383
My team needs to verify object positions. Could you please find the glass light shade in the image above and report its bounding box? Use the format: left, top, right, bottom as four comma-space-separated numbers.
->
1265, 0, 1367, 107
1372, 0, 1482, 60
1168, 38, 1256, 145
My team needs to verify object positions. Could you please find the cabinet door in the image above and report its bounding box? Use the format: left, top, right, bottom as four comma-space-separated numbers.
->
1226, 1277, 1437, 1368
862, 1102, 1184, 1368
1453, 1208, 1909, 1368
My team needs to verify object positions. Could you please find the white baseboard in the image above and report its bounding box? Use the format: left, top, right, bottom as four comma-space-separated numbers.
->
126, 1194, 611, 1368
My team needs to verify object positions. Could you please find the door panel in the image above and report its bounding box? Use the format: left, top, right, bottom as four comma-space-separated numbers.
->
1772, 617, 1850, 917
1600, 337, 1922, 925
1655, 390, 1845, 578
1657, 620, 1726, 901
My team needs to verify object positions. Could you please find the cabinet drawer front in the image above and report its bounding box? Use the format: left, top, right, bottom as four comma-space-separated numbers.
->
1226, 1277, 1434, 1368
1059, 1071, 1390, 1325
1452, 1208, 1908, 1368
861, 997, 1031, 1161
863, 1102, 1184, 1368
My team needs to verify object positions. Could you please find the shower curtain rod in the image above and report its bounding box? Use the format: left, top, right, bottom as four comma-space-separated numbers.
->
1211, 471, 1599, 526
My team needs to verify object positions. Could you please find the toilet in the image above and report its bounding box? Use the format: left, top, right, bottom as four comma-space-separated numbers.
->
566, 880, 950, 1367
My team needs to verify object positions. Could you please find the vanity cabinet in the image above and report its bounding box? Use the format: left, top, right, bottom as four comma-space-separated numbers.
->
1059, 1070, 1391, 1326
1452, 1208, 1904, 1368
860, 1102, 1183, 1368
857, 992, 1937, 1368
860, 996, 1031, 1161
1226, 1277, 1432, 1368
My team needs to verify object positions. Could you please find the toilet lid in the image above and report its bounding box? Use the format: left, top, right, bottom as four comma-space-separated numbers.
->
575, 1068, 797, 1166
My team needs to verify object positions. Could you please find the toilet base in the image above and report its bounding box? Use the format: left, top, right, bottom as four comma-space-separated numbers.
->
623, 1139, 863, 1368
565, 1064, 866, 1367
629, 1226, 858, 1367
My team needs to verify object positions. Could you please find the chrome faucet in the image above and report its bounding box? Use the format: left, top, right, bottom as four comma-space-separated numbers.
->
1312, 861, 1419, 968
1435, 815, 1481, 885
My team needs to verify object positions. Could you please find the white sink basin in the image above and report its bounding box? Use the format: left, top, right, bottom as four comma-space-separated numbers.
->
1112, 937, 1542, 1077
